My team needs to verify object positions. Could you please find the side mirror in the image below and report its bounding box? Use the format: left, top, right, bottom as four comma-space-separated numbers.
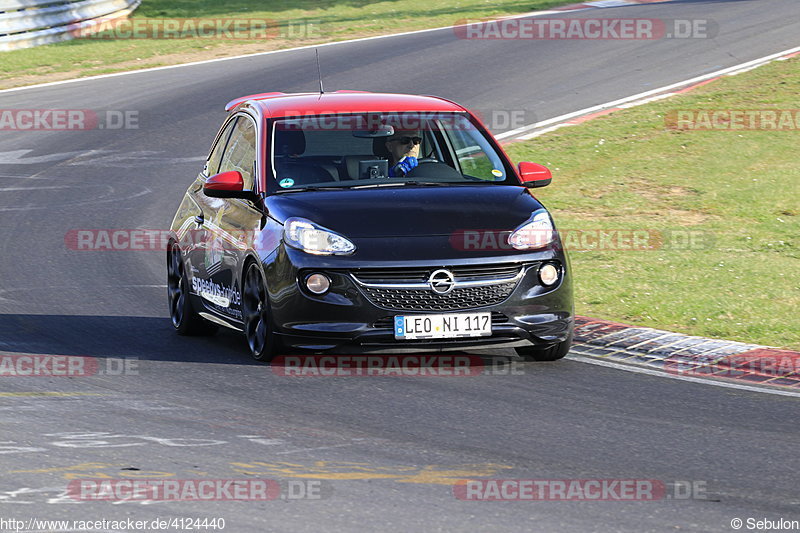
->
203, 171, 252, 199
518, 162, 552, 188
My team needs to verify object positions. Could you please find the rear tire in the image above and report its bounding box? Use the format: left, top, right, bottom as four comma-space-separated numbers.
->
167, 244, 217, 336
242, 262, 279, 362
515, 332, 573, 362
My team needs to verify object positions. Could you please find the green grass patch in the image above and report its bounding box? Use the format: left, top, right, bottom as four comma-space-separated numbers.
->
1, 0, 564, 85
505, 58, 800, 349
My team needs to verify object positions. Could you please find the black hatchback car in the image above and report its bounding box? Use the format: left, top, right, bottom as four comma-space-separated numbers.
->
168, 91, 573, 362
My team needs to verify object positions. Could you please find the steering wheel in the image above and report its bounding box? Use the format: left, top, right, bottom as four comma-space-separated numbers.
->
417, 157, 439, 164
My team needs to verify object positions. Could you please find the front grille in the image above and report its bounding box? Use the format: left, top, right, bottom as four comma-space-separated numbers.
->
353, 263, 523, 284
373, 312, 509, 329
360, 281, 517, 312
350, 263, 528, 312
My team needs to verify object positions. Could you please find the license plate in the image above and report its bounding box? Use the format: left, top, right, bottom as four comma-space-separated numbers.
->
394, 312, 492, 340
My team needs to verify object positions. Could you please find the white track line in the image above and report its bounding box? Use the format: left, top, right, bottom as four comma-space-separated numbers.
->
496, 44, 800, 140
567, 354, 800, 398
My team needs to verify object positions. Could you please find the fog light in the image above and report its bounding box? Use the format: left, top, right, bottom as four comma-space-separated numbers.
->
306, 273, 331, 294
539, 263, 560, 286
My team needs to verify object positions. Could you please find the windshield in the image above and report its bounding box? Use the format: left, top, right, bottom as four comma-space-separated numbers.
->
270, 112, 514, 190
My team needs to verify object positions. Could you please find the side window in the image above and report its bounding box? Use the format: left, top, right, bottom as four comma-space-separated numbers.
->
445, 122, 506, 181
218, 116, 257, 191
206, 118, 237, 177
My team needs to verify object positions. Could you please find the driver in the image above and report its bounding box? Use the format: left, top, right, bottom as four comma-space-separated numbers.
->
385, 130, 422, 177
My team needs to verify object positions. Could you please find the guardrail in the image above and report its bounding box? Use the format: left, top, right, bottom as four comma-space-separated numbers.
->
0, 0, 140, 51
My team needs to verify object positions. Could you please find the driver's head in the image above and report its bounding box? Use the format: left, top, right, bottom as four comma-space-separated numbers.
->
385, 130, 421, 163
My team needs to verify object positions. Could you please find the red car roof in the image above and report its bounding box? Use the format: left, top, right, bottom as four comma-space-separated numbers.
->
225, 91, 467, 116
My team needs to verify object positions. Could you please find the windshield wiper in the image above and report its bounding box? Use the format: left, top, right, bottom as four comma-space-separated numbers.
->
276, 181, 473, 193
351, 181, 452, 189
274, 185, 350, 193
402, 180, 452, 186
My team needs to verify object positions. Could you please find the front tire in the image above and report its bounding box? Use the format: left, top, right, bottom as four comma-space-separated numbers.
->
167, 244, 214, 336
242, 262, 279, 362
515, 332, 573, 362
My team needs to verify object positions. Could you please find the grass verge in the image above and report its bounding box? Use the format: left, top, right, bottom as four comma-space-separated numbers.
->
505, 57, 800, 350
0, 0, 564, 89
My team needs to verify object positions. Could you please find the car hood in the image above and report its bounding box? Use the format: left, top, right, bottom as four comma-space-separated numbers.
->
265, 185, 545, 238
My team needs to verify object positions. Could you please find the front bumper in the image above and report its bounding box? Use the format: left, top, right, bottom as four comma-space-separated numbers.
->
264, 245, 574, 354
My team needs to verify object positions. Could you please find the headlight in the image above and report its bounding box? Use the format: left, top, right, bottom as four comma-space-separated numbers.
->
284, 217, 356, 256
507, 210, 555, 250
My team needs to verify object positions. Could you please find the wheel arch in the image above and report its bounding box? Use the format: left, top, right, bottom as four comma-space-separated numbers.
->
240, 251, 265, 293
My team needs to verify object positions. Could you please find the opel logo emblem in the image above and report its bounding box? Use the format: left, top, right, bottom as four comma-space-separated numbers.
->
428, 269, 455, 295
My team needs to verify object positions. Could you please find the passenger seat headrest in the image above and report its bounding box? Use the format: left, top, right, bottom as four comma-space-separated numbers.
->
276, 129, 306, 156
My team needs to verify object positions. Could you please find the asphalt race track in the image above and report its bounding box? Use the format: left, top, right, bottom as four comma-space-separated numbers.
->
0, 0, 798, 530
